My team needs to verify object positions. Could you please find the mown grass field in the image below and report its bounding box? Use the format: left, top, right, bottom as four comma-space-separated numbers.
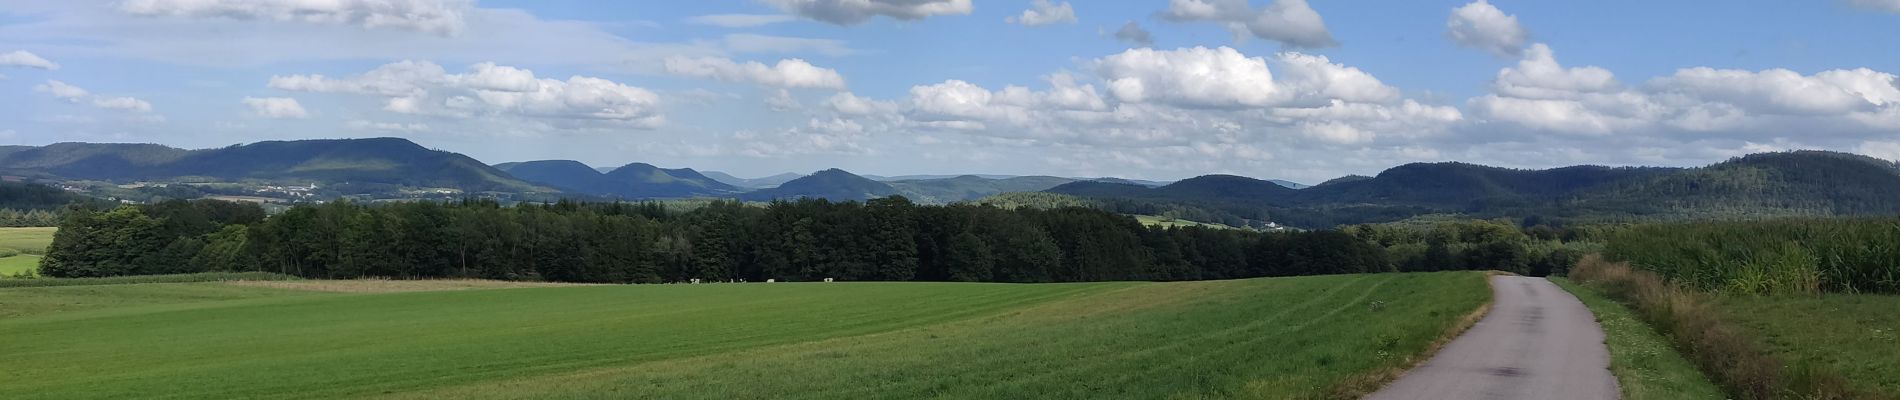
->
0, 272, 1487, 399
0, 227, 53, 278
1717, 294, 1900, 395
1551, 278, 1725, 400
0, 226, 55, 254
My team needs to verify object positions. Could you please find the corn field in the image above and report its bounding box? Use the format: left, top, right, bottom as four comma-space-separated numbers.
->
1603, 218, 1900, 295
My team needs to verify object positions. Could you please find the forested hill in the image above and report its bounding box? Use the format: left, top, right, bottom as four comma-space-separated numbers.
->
0, 138, 542, 193
739, 169, 899, 201
1043, 151, 1900, 227
498, 161, 743, 199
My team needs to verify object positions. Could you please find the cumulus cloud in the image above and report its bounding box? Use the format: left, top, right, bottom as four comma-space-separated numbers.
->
663, 57, 848, 90
1446, 0, 1530, 57
94, 97, 155, 113
685, 14, 797, 27
33, 80, 157, 114
271, 60, 665, 129
765, 0, 974, 25
1008, 0, 1077, 26
735, 118, 875, 157
1160, 0, 1336, 48
1113, 21, 1154, 47
1857, 140, 1900, 161
766, 88, 803, 112
243, 97, 309, 118
118, 0, 472, 36
34, 80, 90, 100
1093, 46, 1399, 109
1469, 42, 1900, 137
0, 50, 59, 70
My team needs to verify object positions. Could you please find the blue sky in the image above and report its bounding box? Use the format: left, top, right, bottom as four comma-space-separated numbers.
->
3, 0, 1899, 183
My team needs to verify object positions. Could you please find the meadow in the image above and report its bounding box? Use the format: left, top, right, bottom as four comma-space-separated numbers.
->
1717, 293, 1900, 396
0, 272, 1488, 399
1552, 278, 1725, 400
0, 227, 53, 278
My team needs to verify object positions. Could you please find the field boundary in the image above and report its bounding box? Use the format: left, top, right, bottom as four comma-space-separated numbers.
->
1568, 254, 1872, 400
1326, 271, 1495, 399
0, 272, 300, 288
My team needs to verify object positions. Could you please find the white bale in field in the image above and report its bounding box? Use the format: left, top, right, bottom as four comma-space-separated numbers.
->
690, 278, 701, 284
823, 278, 834, 283
766, 279, 776, 283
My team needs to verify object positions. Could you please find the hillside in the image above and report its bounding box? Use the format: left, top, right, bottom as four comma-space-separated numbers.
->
1046, 151, 1900, 227
0, 138, 542, 193
499, 161, 743, 199
738, 169, 899, 201
887, 175, 1076, 203
701, 171, 804, 189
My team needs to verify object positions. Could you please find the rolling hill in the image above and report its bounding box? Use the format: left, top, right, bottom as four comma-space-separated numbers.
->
496, 161, 743, 199
738, 169, 899, 201
1045, 151, 1900, 227
0, 138, 542, 193
886, 175, 1077, 203
701, 171, 804, 189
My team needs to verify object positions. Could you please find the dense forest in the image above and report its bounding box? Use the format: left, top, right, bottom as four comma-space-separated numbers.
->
40, 197, 1440, 283
1043, 151, 1900, 228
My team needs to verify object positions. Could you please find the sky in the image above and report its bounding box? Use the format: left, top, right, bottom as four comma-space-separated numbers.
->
2, 0, 1899, 183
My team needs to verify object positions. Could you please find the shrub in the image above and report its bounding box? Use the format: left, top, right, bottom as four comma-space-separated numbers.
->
1569, 255, 1861, 400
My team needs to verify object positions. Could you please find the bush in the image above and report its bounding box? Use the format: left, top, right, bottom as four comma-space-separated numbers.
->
1569, 255, 1860, 400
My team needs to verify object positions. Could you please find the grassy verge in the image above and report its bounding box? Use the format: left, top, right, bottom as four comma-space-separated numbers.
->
0, 271, 300, 288
0, 272, 1488, 399
1569, 255, 1868, 400
1552, 277, 1725, 399
1718, 294, 1900, 396
0, 254, 40, 278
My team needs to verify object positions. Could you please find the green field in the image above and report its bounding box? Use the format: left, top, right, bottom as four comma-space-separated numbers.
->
0, 226, 55, 254
0, 227, 53, 278
1717, 294, 1900, 395
0, 272, 1487, 399
1552, 278, 1724, 400
1134, 215, 1236, 229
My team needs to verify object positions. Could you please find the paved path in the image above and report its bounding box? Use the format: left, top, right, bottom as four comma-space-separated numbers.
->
1367, 275, 1620, 400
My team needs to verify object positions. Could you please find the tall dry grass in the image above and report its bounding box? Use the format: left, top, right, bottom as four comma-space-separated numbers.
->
1569, 255, 1867, 400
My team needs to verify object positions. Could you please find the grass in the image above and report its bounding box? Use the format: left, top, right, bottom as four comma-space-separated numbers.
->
0, 282, 324, 319
1717, 294, 1900, 397
1134, 214, 1236, 230
1568, 255, 1866, 400
0, 226, 55, 255
0, 272, 300, 288
1552, 277, 1726, 400
0, 254, 39, 278
0, 272, 1488, 399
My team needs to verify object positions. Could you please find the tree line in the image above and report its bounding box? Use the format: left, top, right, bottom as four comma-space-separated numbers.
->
42, 197, 1426, 283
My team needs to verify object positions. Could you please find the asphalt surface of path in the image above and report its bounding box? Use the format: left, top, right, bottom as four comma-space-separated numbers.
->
1367, 275, 1620, 400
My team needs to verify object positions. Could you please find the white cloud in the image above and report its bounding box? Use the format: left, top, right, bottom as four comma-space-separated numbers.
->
271, 60, 665, 130
1160, 0, 1336, 48
1856, 140, 1900, 161
1447, 0, 1530, 57
1113, 21, 1154, 47
685, 14, 797, 28
118, 0, 472, 36
721, 34, 857, 56
1469, 42, 1900, 138
1008, 0, 1077, 26
34, 80, 90, 100
766, 88, 803, 112
0, 50, 60, 70
663, 56, 847, 90
764, 0, 973, 25
347, 120, 430, 132
1492, 44, 1619, 100
1096, 46, 1278, 108
93, 97, 154, 113
1651, 67, 1896, 115
243, 97, 309, 118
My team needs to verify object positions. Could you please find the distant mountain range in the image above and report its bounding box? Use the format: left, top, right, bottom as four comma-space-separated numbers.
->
0, 138, 541, 193
1044, 151, 1900, 227
12, 138, 1896, 229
